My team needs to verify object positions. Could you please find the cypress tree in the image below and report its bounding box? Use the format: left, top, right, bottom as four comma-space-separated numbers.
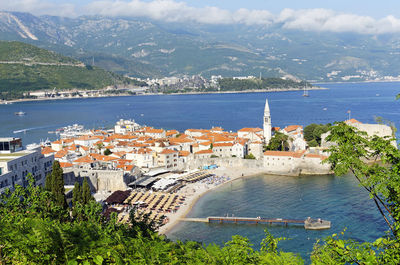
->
72, 181, 82, 206
44, 172, 53, 192
51, 161, 68, 209
82, 178, 93, 204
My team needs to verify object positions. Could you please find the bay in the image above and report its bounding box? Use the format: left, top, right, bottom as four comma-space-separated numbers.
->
0, 81, 397, 261
166, 174, 386, 262
1, 81, 399, 145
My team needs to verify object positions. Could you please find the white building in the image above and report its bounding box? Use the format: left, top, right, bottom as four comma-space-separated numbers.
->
114, 119, 141, 134
0, 138, 54, 193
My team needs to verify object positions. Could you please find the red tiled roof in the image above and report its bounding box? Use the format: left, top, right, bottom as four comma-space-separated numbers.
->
195, 149, 213, 154
179, 151, 190, 157
284, 125, 302, 133
159, 149, 178, 155
238, 127, 263, 133
59, 162, 73, 168
264, 150, 306, 158
41, 147, 56, 155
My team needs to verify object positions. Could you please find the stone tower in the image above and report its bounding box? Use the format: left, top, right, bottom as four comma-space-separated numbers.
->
263, 98, 272, 144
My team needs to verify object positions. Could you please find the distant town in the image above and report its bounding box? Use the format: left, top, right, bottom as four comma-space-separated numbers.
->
1, 75, 319, 103
0, 99, 393, 231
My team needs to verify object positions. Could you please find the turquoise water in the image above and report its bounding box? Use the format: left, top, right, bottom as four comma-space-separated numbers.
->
166, 174, 386, 261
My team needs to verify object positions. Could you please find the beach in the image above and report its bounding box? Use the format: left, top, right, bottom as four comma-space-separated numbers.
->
158, 166, 268, 235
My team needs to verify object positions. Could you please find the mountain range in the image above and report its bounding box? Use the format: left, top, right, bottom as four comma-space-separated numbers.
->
1, 11, 400, 82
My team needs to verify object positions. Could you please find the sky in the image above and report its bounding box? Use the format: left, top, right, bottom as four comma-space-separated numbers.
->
2, 0, 400, 34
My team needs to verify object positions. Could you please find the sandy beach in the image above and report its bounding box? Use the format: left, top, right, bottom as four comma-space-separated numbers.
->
158, 166, 268, 235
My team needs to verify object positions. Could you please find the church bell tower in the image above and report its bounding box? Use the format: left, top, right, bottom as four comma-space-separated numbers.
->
263, 98, 272, 144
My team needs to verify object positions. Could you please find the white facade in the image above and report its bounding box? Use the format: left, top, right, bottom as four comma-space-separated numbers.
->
263, 98, 272, 144
114, 119, 141, 134
0, 143, 54, 193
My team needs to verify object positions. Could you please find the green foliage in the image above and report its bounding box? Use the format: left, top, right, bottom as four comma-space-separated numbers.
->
72, 182, 82, 207
209, 143, 213, 150
82, 178, 93, 205
0, 176, 304, 264
244, 153, 256, 159
210, 154, 219, 158
104, 148, 112, 156
266, 132, 289, 151
48, 161, 67, 209
304, 123, 331, 147
218, 78, 312, 92
0, 41, 138, 98
313, 122, 400, 264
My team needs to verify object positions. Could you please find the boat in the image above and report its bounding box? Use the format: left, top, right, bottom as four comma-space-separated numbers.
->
302, 87, 309, 97
304, 217, 331, 230
14, 111, 26, 116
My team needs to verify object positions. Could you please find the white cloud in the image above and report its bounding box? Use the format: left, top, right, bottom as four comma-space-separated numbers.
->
2, 0, 400, 34
277, 8, 400, 34
0, 0, 77, 17
84, 0, 274, 25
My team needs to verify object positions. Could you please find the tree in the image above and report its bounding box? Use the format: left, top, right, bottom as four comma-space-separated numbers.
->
104, 148, 112, 156
96, 142, 104, 151
44, 172, 53, 192
311, 122, 400, 264
244, 153, 256, 159
266, 132, 289, 151
304, 123, 331, 146
72, 181, 82, 206
50, 161, 68, 209
82, 178, 93, 204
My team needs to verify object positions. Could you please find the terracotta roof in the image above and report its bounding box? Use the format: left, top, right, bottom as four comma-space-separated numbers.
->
272, 127, 281, 132
345, 118, 362, 124
73, 155, 95, 164
116, 164, 135, 171
90, 153, 118, 162
305, 154, 329, 160
179, 151, 191, 157
55, 149, 68, 158
238, 127, 263, 133
284, 125, 303, 133
41, 147, 56, 155
213, 142, 233, 147
159, 149, 178, 155
264, 150, 306, 158
210, 127, 224, 131
59, 162, 73, 168
195, 149, 213, 154
166, 130, 179, 136
145, 128, 164, 134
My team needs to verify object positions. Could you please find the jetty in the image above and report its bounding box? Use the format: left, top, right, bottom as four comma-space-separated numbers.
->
180, 216, 331, 230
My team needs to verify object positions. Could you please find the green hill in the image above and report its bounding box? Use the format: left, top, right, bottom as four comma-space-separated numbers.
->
0, 41, 144, 100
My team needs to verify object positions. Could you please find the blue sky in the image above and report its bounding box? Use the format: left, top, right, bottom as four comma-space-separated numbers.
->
2, 0, 400, 34
48, 0, 400, 18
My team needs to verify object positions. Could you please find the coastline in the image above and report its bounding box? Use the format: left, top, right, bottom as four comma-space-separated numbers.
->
1, 87, 327, 104
158, 167, 269, 235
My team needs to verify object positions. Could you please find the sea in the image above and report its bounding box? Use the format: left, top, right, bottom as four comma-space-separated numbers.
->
0, 81, 398, 261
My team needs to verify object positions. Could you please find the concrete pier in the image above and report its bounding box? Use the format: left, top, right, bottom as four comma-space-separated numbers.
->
180, 216, 331, 230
